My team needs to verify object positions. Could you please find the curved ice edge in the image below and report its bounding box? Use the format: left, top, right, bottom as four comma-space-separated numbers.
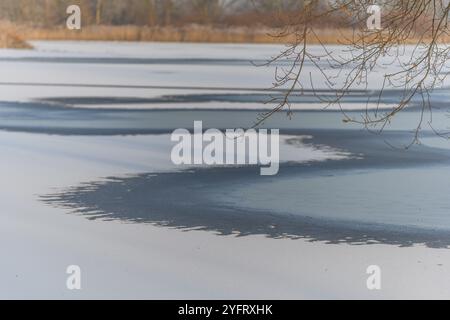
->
38, 130, 450, 248
40, 169, 450, 249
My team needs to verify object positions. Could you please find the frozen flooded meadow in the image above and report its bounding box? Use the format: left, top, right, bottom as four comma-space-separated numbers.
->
2, 41, 450, 299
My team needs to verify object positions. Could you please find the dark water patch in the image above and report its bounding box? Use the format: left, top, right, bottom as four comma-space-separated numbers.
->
0, 57, 294, 66
40, 130, 450, 248
33, 86, 450, 107
0, 100, 448, 136
37, 92, 417, 106
41, 166, 450, 249
0, 82, 284, 92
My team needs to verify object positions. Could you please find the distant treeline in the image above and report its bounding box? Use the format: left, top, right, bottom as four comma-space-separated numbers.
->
0, 0, 348, 28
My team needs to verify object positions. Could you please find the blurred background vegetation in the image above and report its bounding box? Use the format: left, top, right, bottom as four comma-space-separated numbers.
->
0, 0, 353, 46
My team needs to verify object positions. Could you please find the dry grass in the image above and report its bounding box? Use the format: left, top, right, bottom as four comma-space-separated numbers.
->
2, 22, 449, 46
19, 25, 283, 43
0, 23, 32, 49
16, 24, 359, 44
